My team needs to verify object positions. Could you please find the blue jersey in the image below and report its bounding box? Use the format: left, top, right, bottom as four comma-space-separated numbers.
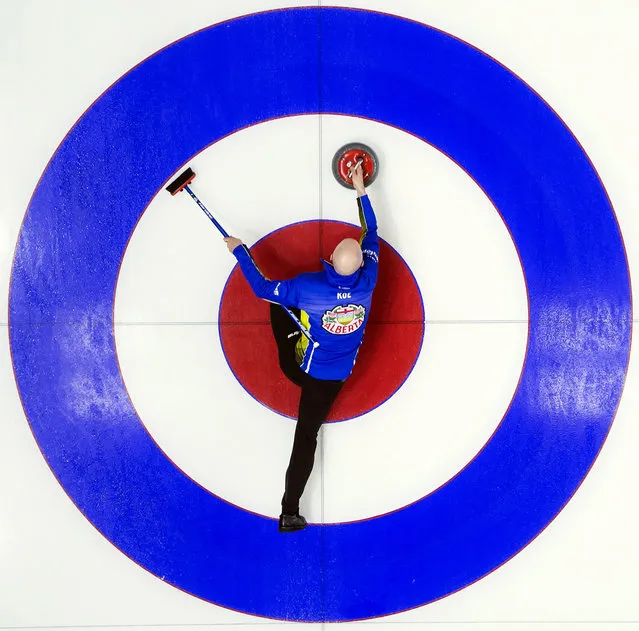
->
232, 194, 379, 381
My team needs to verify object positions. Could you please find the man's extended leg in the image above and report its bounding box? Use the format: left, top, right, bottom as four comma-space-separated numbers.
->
280, 376, 343, 527
269, 303, 305, 387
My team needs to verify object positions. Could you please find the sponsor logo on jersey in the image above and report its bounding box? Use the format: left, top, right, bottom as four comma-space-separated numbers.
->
363, 248, 379, 263
322, 304, 366, 334
337, 292, 351, 299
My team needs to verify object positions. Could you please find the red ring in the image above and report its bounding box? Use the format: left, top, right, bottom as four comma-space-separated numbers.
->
219, 220, 424, 422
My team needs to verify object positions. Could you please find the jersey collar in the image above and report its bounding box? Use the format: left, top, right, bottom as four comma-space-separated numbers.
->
321, 259, 362, 288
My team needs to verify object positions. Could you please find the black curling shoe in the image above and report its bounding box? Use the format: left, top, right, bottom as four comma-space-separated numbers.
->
279, 512, 307, 532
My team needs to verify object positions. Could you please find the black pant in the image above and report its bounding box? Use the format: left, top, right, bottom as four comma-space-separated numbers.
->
269, 304, 344, 515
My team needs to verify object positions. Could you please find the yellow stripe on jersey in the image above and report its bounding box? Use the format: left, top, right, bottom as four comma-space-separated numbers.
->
295, 309, 311, 364
357, 196, 367, 245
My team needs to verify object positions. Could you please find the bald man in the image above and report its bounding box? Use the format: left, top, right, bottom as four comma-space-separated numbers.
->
224, 163, 379, 532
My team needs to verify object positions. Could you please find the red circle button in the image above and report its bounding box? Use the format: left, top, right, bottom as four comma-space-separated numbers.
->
219, 220, 424, 422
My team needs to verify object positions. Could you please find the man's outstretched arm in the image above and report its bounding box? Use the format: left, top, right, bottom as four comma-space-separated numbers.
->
351, 163, 380, 280
224, 237, 300, 306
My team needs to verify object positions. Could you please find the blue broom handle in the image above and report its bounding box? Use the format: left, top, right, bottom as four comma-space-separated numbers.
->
278, 306, 318, 348
183, 185, 318, 348
184, 185, 229, 238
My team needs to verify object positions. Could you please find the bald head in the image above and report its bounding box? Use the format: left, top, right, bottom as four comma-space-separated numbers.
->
331, 238, 363, 276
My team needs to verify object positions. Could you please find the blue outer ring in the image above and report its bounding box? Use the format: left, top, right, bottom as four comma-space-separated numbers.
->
8, 7, 632, 622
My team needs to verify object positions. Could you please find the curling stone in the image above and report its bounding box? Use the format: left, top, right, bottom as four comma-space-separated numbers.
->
331, 142, 379, 189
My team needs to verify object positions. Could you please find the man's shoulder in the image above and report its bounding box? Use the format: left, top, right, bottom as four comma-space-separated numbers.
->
294, 271, 337, 299
295, 270, 326, 285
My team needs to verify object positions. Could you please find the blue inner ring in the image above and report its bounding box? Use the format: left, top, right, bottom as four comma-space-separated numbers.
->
8, 7, 632, 622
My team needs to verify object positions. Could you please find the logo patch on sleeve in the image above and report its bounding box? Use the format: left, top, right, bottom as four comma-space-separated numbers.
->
363, 248, 379, 263
321, 304, 366, 334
